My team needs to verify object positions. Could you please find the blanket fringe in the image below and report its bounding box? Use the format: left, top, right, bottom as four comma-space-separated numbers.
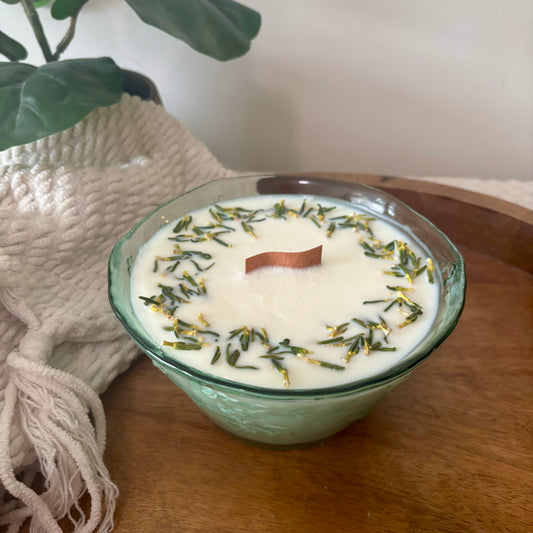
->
0, 354, 118, 533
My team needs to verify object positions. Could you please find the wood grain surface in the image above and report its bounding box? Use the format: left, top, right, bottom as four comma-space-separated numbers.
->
99, 175, 532, 533
17, 175, 530, 533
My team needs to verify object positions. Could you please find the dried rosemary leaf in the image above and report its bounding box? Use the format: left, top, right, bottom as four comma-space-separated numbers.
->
241, 221, 257, 238
318, 336, 345, 345
297, 353, 345, 371
210, 346, 221, 364
162, 340, 202, 350
173, 215, 192, 233
271, 358, 290, 387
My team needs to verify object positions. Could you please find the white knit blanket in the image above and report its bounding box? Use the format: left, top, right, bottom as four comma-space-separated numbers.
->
0, 95, 231, 532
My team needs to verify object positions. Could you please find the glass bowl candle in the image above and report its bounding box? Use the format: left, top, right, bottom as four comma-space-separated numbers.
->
108, 175, 466, 448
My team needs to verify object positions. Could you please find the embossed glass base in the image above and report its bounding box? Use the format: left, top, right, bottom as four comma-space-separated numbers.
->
155, 358, 409, 447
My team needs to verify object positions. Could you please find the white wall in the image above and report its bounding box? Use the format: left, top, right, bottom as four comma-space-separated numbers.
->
2, 0, 532, 180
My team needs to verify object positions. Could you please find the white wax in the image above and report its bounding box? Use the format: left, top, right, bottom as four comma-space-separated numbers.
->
131, 195, 439, 389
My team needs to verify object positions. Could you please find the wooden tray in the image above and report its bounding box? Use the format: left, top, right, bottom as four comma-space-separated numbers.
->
101, 175, 532, 532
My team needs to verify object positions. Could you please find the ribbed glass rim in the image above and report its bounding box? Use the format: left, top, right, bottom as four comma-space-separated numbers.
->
108, 174, 466, 399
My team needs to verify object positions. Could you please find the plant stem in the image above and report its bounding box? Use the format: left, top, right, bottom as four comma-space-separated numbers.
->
20, 0, 54, 62
53, 0, 90, 61
53, 15, 76, 61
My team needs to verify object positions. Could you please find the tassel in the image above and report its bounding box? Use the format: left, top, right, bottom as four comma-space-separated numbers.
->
0, 354, 118, 533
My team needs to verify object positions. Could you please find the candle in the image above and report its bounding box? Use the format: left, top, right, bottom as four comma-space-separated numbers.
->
131, 195, 439, 389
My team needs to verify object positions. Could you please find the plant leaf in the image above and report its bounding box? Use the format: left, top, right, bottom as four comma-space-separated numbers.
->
51, 0, 88, 20
124, 0, 261, 61
0, 1, 21, 5
0, 30, 28, 61
0, 57, 122, 151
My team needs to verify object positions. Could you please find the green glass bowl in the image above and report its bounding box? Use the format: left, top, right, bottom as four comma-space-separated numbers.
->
108, 175, 466, 448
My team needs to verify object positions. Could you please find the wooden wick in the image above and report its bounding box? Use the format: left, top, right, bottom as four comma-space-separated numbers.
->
245, 245, 322, 274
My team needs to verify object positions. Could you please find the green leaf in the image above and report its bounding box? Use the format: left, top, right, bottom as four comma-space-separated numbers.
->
124, 0, 261, 61
0, 30, 28, 61
0, 0, 21, 4
0, 57, 123, 151
0, 61, 34, 84
51, 0, 88, 20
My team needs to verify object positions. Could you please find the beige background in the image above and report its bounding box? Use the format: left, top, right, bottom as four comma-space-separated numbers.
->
2, 0, 532, 185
